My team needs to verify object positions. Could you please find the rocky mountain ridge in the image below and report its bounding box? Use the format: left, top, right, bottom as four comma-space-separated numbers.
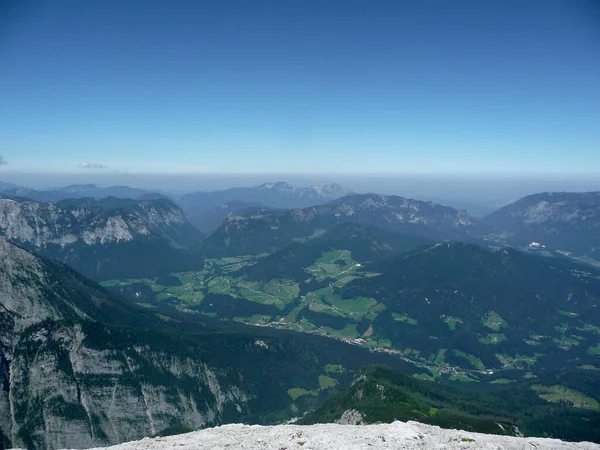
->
0, 197, 199, 247
0, 197, 204, 279
199, 193, 480, 256
484, 191, 600, 257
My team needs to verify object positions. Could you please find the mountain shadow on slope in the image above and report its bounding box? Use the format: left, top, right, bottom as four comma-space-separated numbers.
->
341, 242, 600, 372
238, 223, 432, 282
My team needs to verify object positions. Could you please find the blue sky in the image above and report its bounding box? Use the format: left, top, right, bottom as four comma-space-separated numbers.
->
1, 0, 599, 175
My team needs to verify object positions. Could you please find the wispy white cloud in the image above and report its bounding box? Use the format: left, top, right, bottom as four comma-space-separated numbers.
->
77, 162, 108, 169
0, 155, 8, 166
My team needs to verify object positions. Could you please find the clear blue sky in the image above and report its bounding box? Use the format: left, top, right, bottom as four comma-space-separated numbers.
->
1, 0, 599, 175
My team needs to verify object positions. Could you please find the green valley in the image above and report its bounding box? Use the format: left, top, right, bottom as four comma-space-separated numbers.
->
102, 239, 600, 389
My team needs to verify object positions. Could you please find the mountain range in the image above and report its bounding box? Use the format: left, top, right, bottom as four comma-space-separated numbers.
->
0, 180, 599, 448
0, 184, 155, 203
186, 200, 266, 233
198, 193, 479, 257
3, 181, 599, 264
179, 182, 352, 231
180, 181, 351, 211
0, 196, 204, 280
485, 192, 600, 259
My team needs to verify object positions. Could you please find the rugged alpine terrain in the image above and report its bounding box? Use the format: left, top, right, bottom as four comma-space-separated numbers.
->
198, 193, 480, 257
79, 421, 600, 450
0, 239, 415, 450
2, 184, 600, 449
0, 196, 204, 280
484, 192, 600, 259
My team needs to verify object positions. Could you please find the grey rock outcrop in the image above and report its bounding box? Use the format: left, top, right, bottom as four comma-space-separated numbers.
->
0, 197, 203, 280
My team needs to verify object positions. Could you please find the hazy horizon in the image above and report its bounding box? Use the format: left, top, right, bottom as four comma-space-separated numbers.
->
2, 0, 599, 176
1, 0, 599, 214
2, 171, 600, 216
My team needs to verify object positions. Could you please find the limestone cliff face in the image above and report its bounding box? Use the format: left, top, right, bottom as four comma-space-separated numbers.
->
0, 197, 200, 248
0, 197, 204, 280
0, 239, 248, 449
6, 322, 249, 450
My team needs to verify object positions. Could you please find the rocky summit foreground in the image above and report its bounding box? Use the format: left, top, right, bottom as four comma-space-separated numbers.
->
80, 421, 599, 450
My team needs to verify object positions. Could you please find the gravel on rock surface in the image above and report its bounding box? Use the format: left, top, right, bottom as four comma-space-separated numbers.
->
74, 420, 600, 450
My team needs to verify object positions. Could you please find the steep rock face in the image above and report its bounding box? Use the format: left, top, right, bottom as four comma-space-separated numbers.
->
485, 192, 600, 256
0, 240, 250, 449
199, 194, 481, 257
0, 197, 203, 279
8, 322, 251, 450
0, 197, 199, 247
0, 239, 155, 449
0, 239, 56, 331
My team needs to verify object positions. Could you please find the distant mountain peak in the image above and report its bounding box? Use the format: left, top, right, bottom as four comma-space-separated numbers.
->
260, 181, 295, 191
485, 191, 600, 257
309, 182, 352, 199
180, 181, 354, 232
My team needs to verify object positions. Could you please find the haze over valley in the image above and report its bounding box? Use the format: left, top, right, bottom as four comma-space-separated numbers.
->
1, 0, 599, 448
